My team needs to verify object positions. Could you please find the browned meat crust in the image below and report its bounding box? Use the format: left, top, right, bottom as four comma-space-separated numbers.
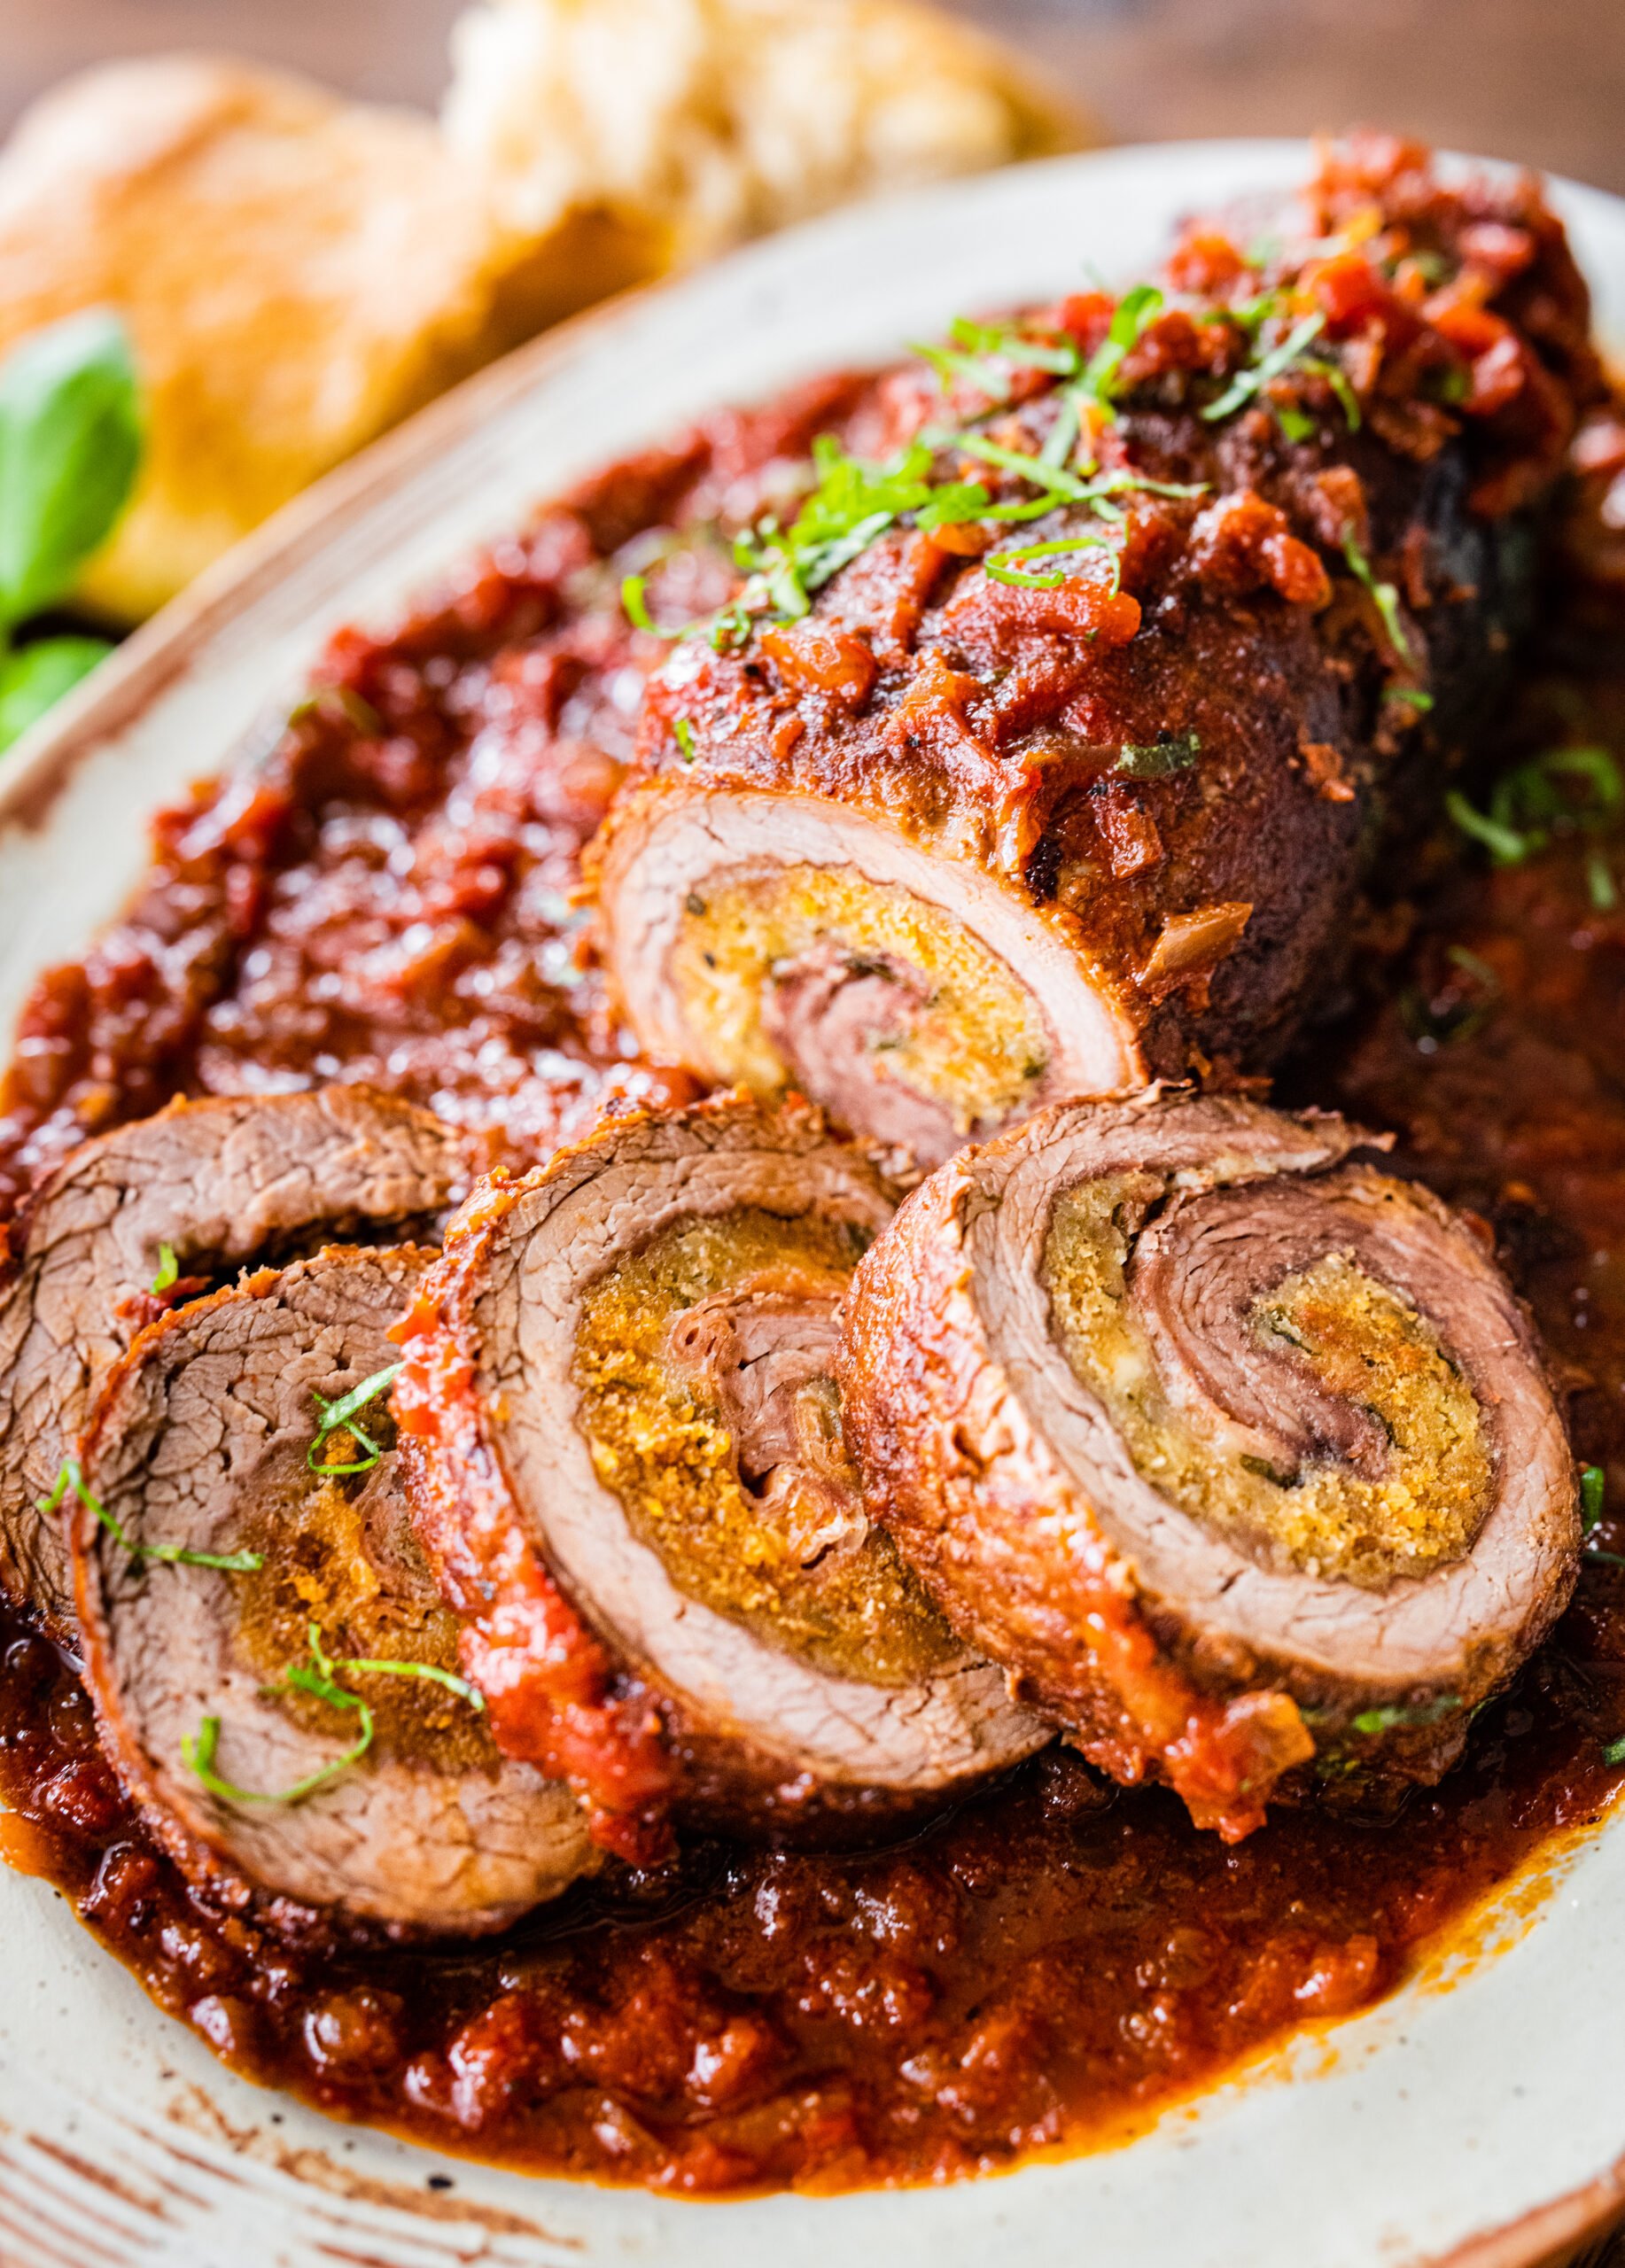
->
838, 1091, 1581, 1838
74, 1246, 594, 1934
594, 138, 1604, 1165
0, 1087, 469, 1634
394, 1096, 1046, 1849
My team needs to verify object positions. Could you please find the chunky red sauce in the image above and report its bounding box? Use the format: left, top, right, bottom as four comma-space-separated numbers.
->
2, 370, 1624, 2194
393, 1237, 679, 1867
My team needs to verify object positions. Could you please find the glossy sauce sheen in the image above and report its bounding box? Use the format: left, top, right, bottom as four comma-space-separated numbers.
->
1, 386, 1623, 2194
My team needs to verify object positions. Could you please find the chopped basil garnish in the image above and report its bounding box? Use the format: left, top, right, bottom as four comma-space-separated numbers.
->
1449, 745, 1623, 868
673, 718, 698, 765
287, 684, 385, 737
1603, 1735, 1625, 1767
38, 1457, 264, 1574
1301, 353, 1362, 431
623, 292, 1210, 669
1582, 1464, 1606, 1534
1201, 310, 1328, 425
1403, 944, 1500, 1049
1351, 1695, 1461, 1736
306, 1363, 402, 1477
1580, 1466, 1625, 1569
914, 315, 1080, 405
621, 571, 685, 641
1116, 733, 1201, 778
184, 1693, 372, 1807
1341, 529, 1415, 664
984, 534, 1118, 592
1072, 284, 1165, 414
1445, 788, 1527, 865
183, 1621, 484, 1806
151, 1243, 179, 1296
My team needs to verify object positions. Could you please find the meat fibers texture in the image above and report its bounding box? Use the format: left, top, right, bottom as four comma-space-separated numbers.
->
837, 1091, 1580, 1838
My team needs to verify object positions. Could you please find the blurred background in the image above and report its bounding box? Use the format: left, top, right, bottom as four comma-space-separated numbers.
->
6, 0, 1624, 189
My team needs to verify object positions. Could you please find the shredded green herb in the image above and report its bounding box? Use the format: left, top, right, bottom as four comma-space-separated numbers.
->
1201, 311, 1328, 425
1069, 284, 1166, 416
1582, 1464, 1606, 1534
625, 289, 1210, 664
329, 1651, 486, 1708
1341, 529, 1414, 664
1399, 952, 1497, 1049
1350, 1695, 1461, 1736
183, 1622, 484, 1806
1116, 733, 1201, 778
914, 315, 1081, 405
620, 571, 681, 640
1449, 745, 1624, 868
1445, 789, 1526, 865
151, 1243, 179, 1296
1604, 1735, 1625, 1767
1301, 353, 1362, 431
984, 535, 1119, 592
306, 1363, 402, 1478
288, 684, 385, 738
38, 1458, 264, 1574
673, 718, 698, 765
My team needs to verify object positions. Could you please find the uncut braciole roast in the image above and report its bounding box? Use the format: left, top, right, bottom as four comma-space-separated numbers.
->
2, 134, 1624, 2192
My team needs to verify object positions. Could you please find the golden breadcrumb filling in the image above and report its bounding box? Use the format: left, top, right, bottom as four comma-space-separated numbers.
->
236, 1459, 494, 1775
573, 1204, 957, 1682
1043, 1177, 1494, 1588
673, 864, 1050, 1135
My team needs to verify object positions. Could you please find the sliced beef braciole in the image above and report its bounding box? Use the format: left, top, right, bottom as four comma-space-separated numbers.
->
74, 1246, 593, 1934
593, 141, 1602, 1169
839, 1092, 1581, 1839
394, 1098, 1046, 1858
0, 1086, 467, 1633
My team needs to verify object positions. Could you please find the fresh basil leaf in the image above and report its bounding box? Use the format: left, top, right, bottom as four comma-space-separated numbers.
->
0, 309, 142, 626
0, 634, 112, 751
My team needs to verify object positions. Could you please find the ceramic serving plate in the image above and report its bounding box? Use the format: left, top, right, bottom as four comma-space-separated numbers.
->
2, 140, 1624, 2268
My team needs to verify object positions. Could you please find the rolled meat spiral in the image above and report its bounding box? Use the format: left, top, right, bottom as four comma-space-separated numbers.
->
0, 1088, 467, 1634
593, 139, 1601, 1169
393, 1097, 1046, 1857
75, 1246, 593, 1933
838, 1092, 1581, 1838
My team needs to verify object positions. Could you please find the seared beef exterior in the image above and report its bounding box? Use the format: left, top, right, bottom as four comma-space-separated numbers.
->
0, 1088, 467, 1632
595, 139, 1603, 1168
839, 1092, 1580, 1838
75, 1246, 593, 1933
394, 1098, 1046, 1859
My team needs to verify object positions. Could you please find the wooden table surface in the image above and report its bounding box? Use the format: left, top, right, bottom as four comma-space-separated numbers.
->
4, 0, 1623, 195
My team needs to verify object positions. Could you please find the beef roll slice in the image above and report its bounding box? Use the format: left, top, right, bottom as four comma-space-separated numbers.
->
0, 1087, 467, 1633
394, 1098, 1046, 1862
75, 1245, 593, 1933
594, 137, 1602, 1168
840, 1093, 1581, 1838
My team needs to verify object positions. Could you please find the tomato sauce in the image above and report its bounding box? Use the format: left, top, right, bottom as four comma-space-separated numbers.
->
2, 381, 1624, 2194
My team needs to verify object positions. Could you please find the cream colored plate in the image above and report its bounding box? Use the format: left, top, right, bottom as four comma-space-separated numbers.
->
2, 141, 1623, 2268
